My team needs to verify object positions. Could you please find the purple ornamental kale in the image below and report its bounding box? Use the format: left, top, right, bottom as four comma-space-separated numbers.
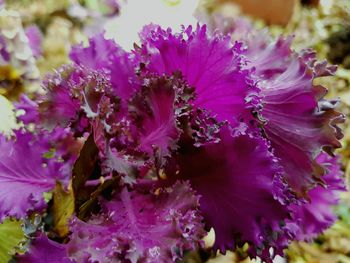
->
1, 23, 345, 263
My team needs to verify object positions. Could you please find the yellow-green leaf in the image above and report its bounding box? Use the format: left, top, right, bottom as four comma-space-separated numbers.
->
0, 218, 25, 263
52, 182, 75, 238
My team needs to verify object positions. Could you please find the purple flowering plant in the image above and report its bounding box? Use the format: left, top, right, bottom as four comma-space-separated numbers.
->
0, 22, 346, 262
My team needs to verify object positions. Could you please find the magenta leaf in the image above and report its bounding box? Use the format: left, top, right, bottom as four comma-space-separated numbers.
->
70, 33, 140, 102
166, 127, 291, 260
138, 24, 258, 128
15, 94, 39, 125
288, 152, 345, 240
0, 131, 67, 220
245, 36, 344, 196
128, 74, 193, 166
67, 181, 205, 263
17, 234, 72, 263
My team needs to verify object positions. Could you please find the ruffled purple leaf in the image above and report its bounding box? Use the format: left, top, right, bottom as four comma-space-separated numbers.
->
128, 74, 193, 166
15, 94, 39, 125
246, 36, 344, 196
67, 182, 205, 262
17, 234, 72, 263
137, 24, 257, 128
201, 22, 343, 195
300, 48, 337, 78
40, 65, 82, 130
101, 144, 144, 185
40, 64, 121, 136
70, 33, 118, 70
166, 128, 291, 261
0, 131, 67, 220
288, 152, 345, 240
246, 36, 293, 79
70, 34, 140, 103
40, 127, 81, 178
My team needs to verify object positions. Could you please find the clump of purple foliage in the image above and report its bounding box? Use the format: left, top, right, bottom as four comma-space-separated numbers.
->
0, 23, 345, 262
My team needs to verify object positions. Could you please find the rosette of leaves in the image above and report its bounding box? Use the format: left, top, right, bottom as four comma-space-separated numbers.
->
0, 19, 345, 263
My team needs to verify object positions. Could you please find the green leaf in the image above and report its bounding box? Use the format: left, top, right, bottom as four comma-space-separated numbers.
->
0, 218, 25, 263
